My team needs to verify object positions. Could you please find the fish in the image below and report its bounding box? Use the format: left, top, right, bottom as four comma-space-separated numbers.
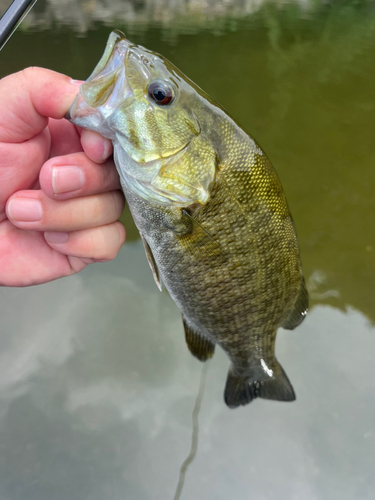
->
67, 30, 308, 408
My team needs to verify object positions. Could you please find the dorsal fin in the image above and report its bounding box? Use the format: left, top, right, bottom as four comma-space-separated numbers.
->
282, 277, 309, 330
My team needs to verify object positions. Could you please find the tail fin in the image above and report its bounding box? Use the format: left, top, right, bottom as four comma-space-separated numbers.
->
224, 362, 295, 409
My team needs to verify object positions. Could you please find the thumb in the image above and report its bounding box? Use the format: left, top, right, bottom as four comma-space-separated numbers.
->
0, 67, 79, 143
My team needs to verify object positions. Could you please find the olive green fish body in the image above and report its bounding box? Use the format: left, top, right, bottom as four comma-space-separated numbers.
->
68, 31, 308, 408
122, 114, 306, 406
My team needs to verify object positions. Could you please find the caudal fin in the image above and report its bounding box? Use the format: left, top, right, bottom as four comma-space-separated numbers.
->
224, 362, 295, 409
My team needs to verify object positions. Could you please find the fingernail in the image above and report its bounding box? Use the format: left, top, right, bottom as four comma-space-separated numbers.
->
8, 198, 42, 221
70, 79, 85, 87
44, 231, 69, 244
101, 140, 110, 161
52, 165, 84, 194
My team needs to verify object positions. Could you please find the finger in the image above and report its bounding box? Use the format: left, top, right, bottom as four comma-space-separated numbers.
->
44, 221, 126, 261
39, 152, 121, 200
68, 128, 113, 163
80, 130, 113, 163
0, 67, 79, 143
48, 118, 83, 158
6, 190, 125, 232
0, 128, 50, 217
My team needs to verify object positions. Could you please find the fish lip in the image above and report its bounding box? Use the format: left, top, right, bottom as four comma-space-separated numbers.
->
67, 33, 133, 130
85, 30, 129, 84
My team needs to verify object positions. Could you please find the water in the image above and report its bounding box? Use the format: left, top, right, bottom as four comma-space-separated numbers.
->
0, 1, 374, 499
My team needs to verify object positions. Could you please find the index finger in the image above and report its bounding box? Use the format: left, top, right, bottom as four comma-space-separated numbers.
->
0, 67, 79, 143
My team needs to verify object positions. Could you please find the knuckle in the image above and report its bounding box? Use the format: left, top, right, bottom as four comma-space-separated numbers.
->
110, 190, 125, 217
20, 67, 40, 82
114, 221, 126, 248
101, 223, 125, 260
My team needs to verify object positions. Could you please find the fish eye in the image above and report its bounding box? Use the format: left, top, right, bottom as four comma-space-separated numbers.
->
147, 81, 174, 106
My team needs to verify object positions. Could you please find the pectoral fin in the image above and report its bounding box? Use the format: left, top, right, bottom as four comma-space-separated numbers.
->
182, 316, 215, 362
140, 234, 162, 291
165, 208, 227, 269
179, 210, 226, 263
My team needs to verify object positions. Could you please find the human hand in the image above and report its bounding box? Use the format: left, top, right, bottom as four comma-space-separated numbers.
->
0, 67, 126, 287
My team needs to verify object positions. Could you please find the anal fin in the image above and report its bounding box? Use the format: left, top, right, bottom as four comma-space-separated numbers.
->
182, 316, 215, 362
282, 277, 309, 330
140, 234, 162, 291
224, 362, 295, 409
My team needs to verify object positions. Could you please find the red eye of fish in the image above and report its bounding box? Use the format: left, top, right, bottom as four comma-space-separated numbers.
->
148, 81, 174, 105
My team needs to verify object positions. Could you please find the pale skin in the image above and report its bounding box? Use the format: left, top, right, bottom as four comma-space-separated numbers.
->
0, 67, 126, 287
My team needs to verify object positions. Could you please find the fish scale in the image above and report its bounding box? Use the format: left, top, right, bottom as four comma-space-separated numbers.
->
68, 30, 308, 408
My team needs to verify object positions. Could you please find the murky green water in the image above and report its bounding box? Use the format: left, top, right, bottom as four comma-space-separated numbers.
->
1, 1, 374, 499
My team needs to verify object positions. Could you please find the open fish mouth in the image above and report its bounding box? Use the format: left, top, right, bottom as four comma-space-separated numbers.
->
67, 30, 214, 207
66, 30, 133, 135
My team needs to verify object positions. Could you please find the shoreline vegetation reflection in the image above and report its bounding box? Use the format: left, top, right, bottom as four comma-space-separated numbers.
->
1, 0, 375, 38
0, 0, 336, 35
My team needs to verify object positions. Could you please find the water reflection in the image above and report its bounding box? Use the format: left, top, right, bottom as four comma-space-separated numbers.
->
0, 241, 374, 499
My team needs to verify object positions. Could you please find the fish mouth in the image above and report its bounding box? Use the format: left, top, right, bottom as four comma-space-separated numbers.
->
67, 31, 197, 163
67, 30, 133, 136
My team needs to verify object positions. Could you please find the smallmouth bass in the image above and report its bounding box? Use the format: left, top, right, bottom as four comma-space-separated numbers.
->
68, 31, 308, 408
